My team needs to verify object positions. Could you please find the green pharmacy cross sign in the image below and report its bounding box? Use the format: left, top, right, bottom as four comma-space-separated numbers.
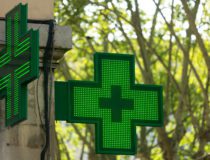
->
0, 4, 39, 126
55, 53, 163, 155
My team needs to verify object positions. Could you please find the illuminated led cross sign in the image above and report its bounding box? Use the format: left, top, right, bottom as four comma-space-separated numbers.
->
55, 53, 163, 155
0, 4, 39, 126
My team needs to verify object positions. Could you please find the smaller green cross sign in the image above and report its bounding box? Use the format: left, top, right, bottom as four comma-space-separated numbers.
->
0, 4, 39, 126
100, 85, 134, 122
55, 53, 163, 155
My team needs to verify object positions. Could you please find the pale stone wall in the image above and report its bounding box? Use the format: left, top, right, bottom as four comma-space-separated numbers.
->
0, 2, 72, 158
0, 0, 54, 20
0, 71, 45, 160
0, 67, 59, 160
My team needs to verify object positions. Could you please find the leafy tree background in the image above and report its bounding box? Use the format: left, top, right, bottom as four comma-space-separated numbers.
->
54, 0, 210, 159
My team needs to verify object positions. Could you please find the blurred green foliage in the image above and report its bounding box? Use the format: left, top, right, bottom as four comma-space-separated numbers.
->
54, 0, 210, 159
